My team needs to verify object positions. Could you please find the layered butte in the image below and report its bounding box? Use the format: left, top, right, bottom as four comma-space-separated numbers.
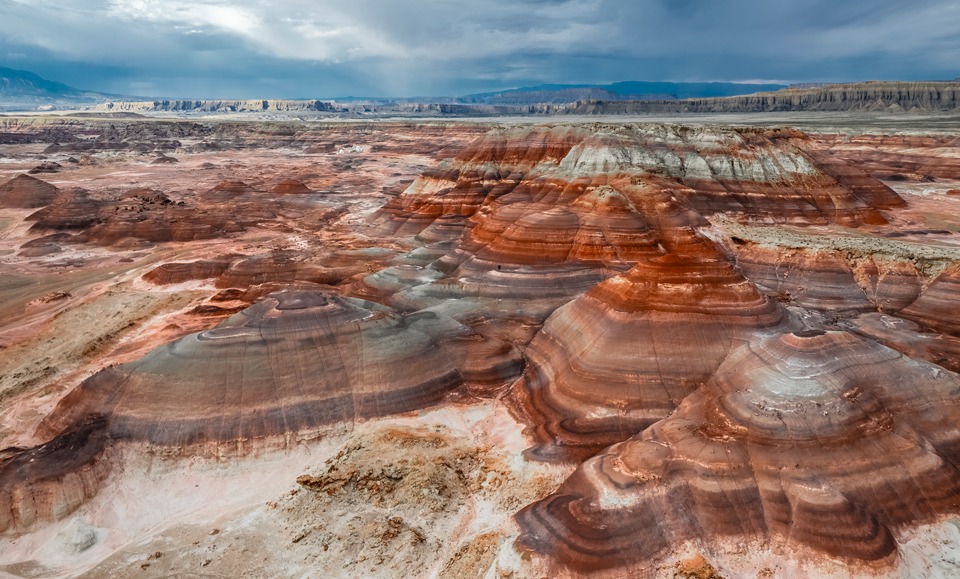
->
377, 125, 900, 236
369, 124, 898, 318
507, 235, 790, 461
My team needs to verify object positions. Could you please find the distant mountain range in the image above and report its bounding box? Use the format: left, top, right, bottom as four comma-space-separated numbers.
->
3, 67, 959, 115
0, 66, 789, 111
0, 66, 121, 110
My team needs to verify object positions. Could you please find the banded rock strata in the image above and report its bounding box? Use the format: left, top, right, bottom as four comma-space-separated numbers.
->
517, 330, 960, 574
1, 290, 522, 533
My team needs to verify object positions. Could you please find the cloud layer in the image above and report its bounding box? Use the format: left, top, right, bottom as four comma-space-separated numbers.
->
1, 0, 957, 98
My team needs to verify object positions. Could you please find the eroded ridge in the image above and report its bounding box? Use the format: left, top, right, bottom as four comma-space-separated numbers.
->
517, 330, 960, 574
506, 233, 791, 462
0, 290, 522, 532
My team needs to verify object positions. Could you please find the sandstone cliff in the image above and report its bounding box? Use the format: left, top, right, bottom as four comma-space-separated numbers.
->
560, 81, 960, 114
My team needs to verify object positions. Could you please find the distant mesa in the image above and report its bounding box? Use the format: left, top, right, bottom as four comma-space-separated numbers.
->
460, 81, 789, 105
559, 81, 960, 114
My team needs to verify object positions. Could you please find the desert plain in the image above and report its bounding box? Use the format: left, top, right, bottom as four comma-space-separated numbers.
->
1, 112, 960, 577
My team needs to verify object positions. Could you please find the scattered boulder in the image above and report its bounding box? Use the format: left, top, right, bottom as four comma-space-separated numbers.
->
53, 518, 99, 555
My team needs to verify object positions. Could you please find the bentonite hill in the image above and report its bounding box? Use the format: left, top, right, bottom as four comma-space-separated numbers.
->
0, 113, 959, 577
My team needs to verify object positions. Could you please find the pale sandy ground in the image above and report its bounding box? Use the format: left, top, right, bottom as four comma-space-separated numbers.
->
0, 401, 572, 579
3, 397, 959, 578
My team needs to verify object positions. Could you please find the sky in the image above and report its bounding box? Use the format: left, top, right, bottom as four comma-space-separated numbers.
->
1, 0, 958, 98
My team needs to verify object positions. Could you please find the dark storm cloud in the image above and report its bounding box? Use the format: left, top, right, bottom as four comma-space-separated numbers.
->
0, 0, 956, 98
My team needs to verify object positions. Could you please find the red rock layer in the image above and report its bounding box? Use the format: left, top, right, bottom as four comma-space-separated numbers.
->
0, 417, 111, 533
809, 134, 960, 181
211, 180, 256, 195
371, 126, 588, 237
734, 245, 876, 312
413, 175, 716, 312
852, 257, 924, 313
215, 252, 343, 288
454, 125, 585, 170
678, 172, 892, 226
363, 124, 905, 332
373, 168, 524, 237
26, 189, 104, 230
898, 263, 960, 336
507, 236, 788, 461
0, 174, 59, 208
848, 312, 960, 374
40, 291, 470, 443
17, 233, 71, 257
800, 148, 906, 210
142, 259, 236, 285
431, 191, 657, 301
517, 330, 960, 574
462, 184, 662, 268
27, 187, 246, 245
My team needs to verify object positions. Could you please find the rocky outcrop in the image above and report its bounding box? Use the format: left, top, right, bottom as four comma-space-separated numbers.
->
25, 186, 252, 246
271, 179, 313, 194
809, 134, 960, 182
0, 416, 111, 533
376, 125, 901, 238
